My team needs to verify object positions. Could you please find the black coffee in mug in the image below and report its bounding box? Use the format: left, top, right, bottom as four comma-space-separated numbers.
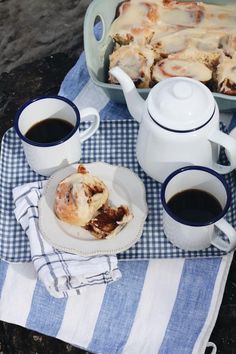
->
25, 118, 74, 144
167, 189, 222, 224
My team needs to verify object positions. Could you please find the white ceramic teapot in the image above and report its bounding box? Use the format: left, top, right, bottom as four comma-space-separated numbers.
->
110, 67, 236, 183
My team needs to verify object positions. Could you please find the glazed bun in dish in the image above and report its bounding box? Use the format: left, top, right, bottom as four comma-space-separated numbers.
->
217, 53, 236, 95
108, 0, 236, 94
109, 44, 155, 88
54, 165, 109, 227
152, 57, 212, 84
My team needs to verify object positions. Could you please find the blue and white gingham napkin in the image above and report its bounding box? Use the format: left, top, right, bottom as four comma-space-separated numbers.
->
12, 181, 121, 298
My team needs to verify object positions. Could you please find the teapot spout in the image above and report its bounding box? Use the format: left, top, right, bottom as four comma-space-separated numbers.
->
110, 66, 145, 123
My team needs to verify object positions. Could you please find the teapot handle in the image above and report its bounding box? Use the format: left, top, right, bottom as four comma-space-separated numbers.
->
208, 129, 236, 174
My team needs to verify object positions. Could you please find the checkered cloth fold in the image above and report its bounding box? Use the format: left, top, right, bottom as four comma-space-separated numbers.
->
13, 181, 121, 298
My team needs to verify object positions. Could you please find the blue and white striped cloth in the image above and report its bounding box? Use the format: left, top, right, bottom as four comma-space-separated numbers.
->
0, 255, 232, 353
0, 52, 235, 353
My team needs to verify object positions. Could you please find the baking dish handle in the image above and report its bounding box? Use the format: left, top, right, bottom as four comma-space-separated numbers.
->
83, 0, 119, 77
79, 107, 100, 143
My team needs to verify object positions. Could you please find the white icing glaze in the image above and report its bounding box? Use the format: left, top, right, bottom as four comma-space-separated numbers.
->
108, 0, 236, 92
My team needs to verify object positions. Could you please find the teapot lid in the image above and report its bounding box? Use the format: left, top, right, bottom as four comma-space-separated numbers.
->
147, 77, 215, 131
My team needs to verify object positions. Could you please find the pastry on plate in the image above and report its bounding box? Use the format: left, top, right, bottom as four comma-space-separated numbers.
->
54, 164, 109, 227
54, 164, 133, 239
85, 205, 133, 239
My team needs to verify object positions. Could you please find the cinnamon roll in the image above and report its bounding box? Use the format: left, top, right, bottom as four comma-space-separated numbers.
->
85, 205, 133, 239
167, 47, 221, 70
110, 1, 158, 46
217, 54, 236, 95
109, 44, 155, 88
160, 1, 204, 27
152, 57, 212, 84
54, 165, 109, 227
54, 164, 133, 239
107, 0, 236, 94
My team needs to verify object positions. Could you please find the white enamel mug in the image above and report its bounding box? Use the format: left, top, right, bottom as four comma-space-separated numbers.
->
15, 96, 100, 176
161, 166, 236, 252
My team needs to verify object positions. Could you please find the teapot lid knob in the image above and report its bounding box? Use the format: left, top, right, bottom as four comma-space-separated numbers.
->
172, 82, 193, 99
147, 77, 216, 131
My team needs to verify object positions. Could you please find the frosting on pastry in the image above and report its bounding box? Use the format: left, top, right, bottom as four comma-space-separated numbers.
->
152, 57, 212, 83
108, 0, 236, 94
85, 205, 133, 239
54, 165, 109, 227
109, 44, 155, 88
217, 53, 236, 95
54, 165, 133, 239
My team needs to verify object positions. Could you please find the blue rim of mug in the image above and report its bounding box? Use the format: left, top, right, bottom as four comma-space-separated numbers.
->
14, 95, 80, 147
161, 165, 231, 227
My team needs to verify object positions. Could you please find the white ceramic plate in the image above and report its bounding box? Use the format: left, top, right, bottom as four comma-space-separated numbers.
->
38, 162, 148, 256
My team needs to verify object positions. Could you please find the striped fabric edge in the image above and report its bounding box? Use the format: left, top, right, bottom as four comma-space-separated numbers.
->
0, 262, 37, 326
192, 250, 234, 354
1, 254, 233, 354
120, 258, 185, 354
118, 256, 232, 354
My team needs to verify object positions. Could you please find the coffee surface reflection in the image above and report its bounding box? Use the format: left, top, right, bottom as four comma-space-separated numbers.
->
25, 118, 74, 144
167, 189, 222, 224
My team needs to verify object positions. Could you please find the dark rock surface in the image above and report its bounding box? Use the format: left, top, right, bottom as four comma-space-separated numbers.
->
0, 52, 76, 134
0, 0, 91, 74
0, 321, 90, 354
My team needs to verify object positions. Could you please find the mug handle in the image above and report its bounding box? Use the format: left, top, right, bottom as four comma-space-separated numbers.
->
79, 107, 100, 143
208, 129, 236, 174
211, 218, 236, 252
